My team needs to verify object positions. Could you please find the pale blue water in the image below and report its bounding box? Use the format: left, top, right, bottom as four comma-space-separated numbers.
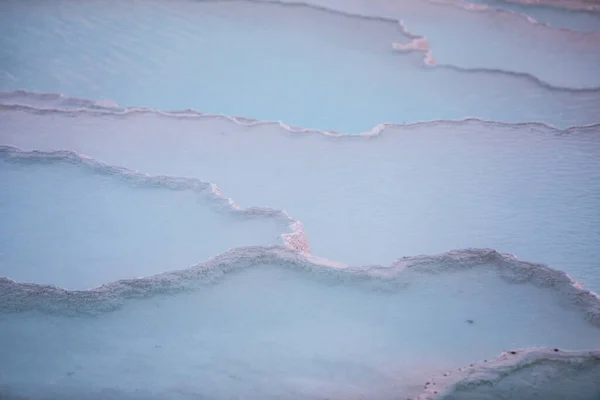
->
1, 266, 598, 399
1, 0, 599, 132
0, 0, 599, 399
2, 111, 599, 292
466, 0, 600, 31
0, 158, 285, 289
